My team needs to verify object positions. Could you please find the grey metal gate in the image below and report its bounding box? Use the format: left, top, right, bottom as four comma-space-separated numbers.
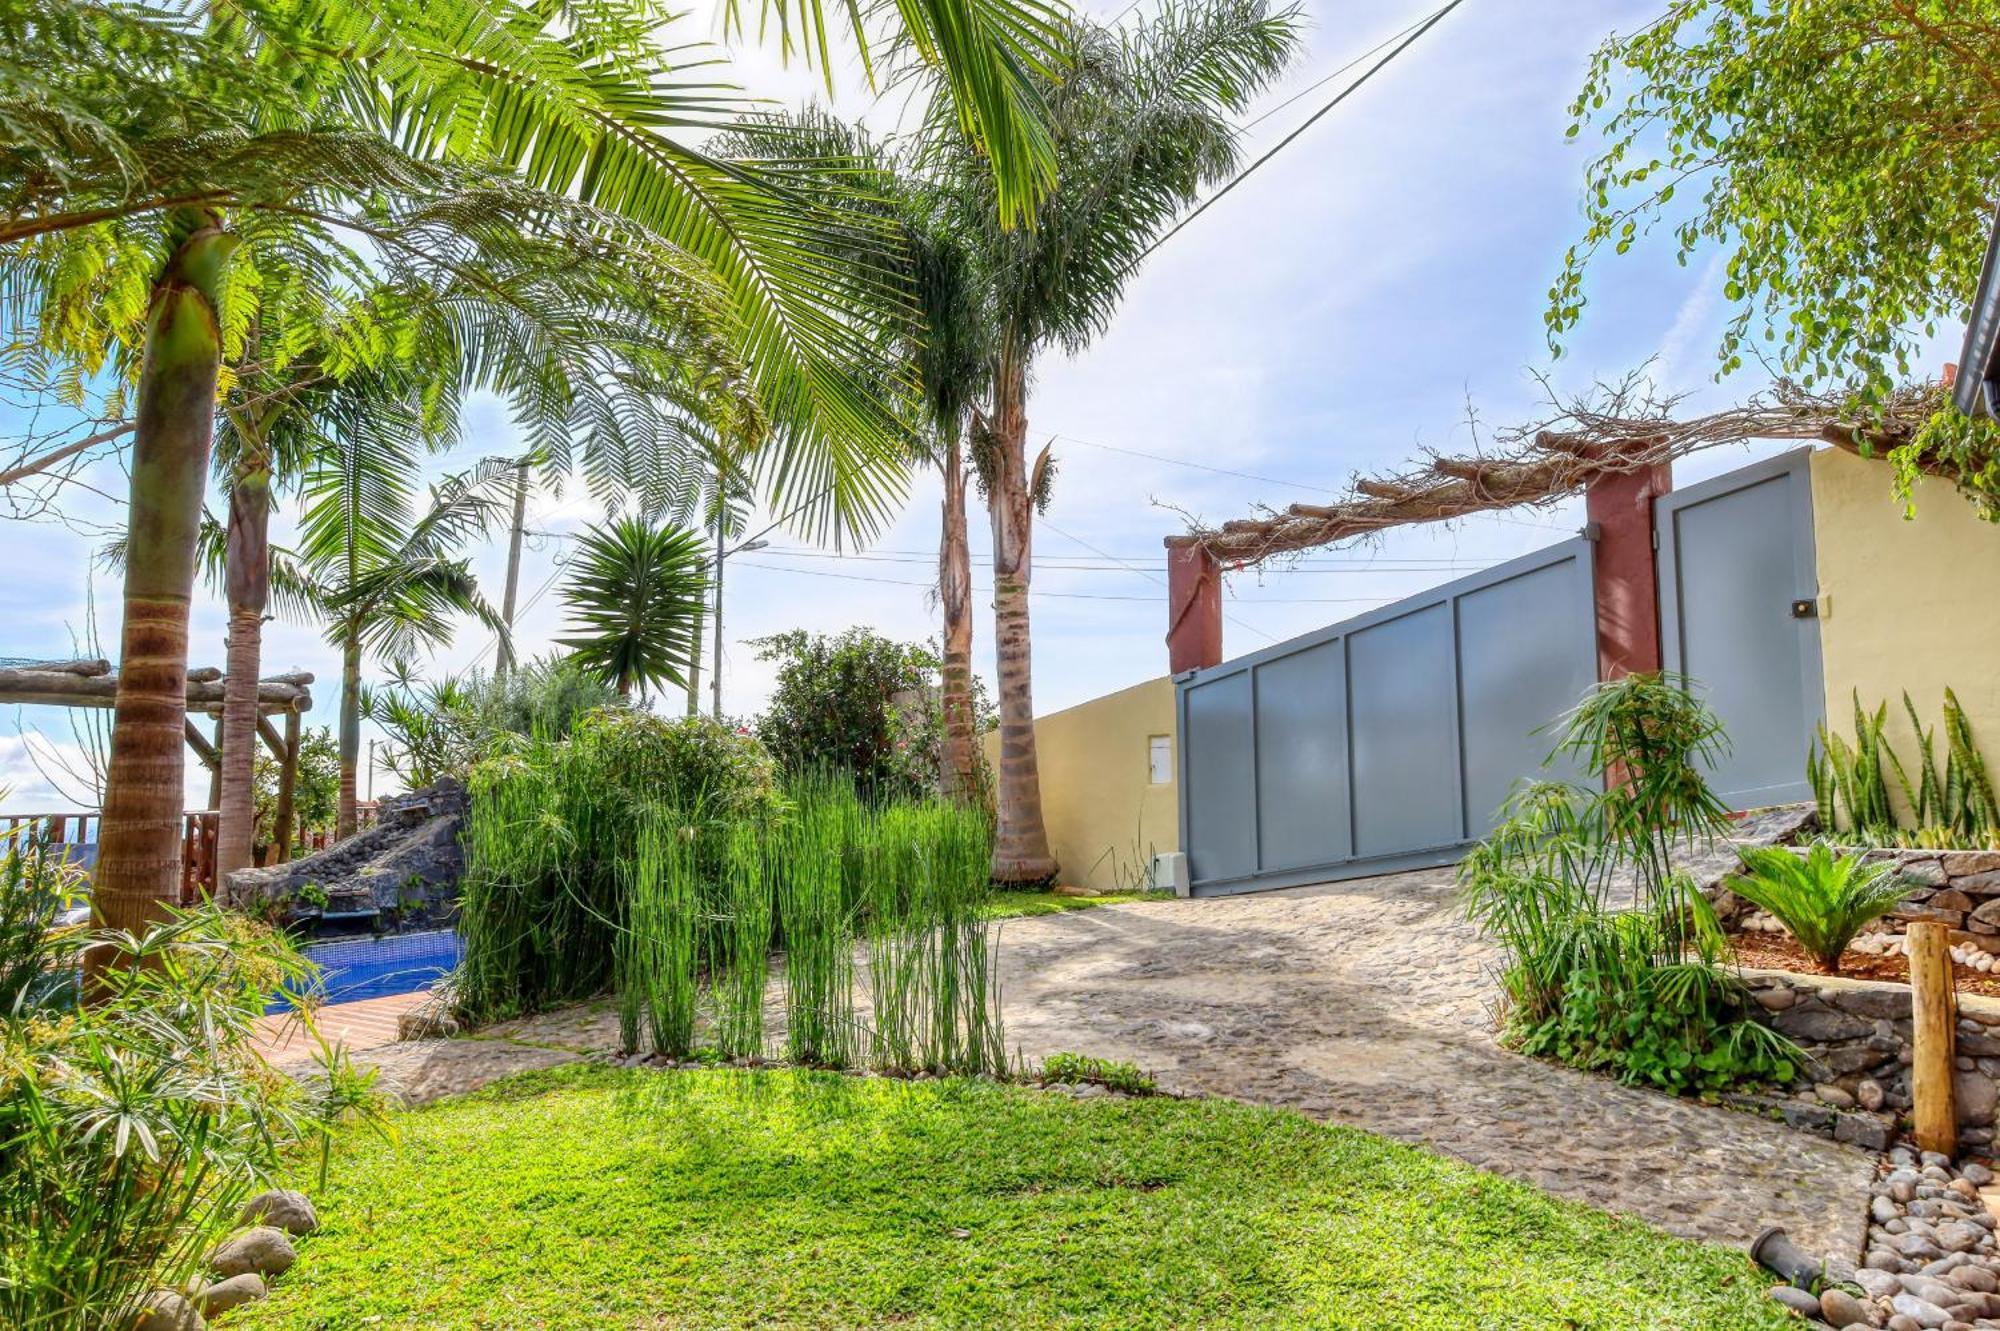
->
1177, 538, 1597, 896
1655, 448, 1824, 809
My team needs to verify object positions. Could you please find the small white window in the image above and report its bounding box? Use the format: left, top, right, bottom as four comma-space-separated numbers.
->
1147, 734, 1173, 785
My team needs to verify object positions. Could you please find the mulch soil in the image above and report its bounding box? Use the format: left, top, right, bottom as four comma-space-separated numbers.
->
1730, 931, 2000, 999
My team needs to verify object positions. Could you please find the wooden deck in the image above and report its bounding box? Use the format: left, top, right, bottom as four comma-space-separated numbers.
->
253, 990, 428, 1068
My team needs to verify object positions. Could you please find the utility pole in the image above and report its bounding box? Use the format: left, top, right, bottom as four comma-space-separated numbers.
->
711, 522, 767, 720
495, 461, 529, 677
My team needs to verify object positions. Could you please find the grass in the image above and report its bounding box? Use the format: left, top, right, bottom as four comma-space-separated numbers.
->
232, 1065, 1787, 1331
982, 889, 1164, 920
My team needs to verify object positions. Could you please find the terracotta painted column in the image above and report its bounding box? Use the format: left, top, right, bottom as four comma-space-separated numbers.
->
1585, 462, 1672, 680
1165, 539, 1223, 674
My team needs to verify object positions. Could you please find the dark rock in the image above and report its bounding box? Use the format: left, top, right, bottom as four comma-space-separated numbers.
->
1774, 1004, 1875, 1043
222, 780, 465, 922
1836, 1112, 1894, 1151
1954, 1072, 1998, 1127
1970, 898, 2000, 930
1830, 987, 1920, 1022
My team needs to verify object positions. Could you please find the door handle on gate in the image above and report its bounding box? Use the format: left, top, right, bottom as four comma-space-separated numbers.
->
1789, 599, 1818, 619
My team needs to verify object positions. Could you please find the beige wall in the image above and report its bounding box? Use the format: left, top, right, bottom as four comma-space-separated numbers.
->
983, 676, 1177, 891
1810, 447, 2000, 786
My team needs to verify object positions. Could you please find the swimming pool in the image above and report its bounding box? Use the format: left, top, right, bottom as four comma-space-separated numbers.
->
271, 928, 462, 1012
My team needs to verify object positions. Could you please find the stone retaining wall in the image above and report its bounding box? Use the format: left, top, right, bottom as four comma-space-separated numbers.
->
1742, 968, 2000, 1152
1724, 848, 2000, 949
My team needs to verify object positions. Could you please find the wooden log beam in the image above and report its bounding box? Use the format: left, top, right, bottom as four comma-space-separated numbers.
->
184, 718, 218, 769
257, 717, 287, 761
20, 657, 111, 676
186, 666, 222, 684
1354, 479, 1412, 501
0, 669, 310, 711
1910, 921, 1959, 1158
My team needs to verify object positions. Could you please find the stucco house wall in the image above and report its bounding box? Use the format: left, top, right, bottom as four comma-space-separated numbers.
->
982, 676, 1177, 890
1810, 447, 2000, 808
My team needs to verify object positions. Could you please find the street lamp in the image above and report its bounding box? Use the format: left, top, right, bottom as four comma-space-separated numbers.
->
710, 533, 767, 719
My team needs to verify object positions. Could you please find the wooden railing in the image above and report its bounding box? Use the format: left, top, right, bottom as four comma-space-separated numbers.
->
3, 807, 372, 903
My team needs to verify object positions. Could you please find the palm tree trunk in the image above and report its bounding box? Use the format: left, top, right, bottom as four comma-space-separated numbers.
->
986, 348, 1056, 883
216, 453, 271, 880
336, 634, 362, 839
91, 214, 236, 958
938, 427, 980, 804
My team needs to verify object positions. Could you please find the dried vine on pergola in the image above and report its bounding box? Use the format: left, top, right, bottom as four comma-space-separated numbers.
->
1176, 378, 1947, 568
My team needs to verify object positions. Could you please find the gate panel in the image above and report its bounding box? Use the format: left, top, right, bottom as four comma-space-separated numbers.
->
1349, 605, 1460, 858
1253, 639, 1350, 872
1456, 559, 1598, 834
1180, 672, 1256, 885
1656, 450, 1824, 808
1178, 537, 1596, 895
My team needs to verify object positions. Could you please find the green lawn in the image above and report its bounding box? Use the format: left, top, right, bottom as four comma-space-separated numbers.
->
234, 1065, 1787, 1330
982, 888, 1165, 919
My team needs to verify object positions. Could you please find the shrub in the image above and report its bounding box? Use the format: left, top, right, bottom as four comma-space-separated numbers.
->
1729, 840, 1909, 974
1461, 675, 1799, 1095
0, 887, 308, 1330
753, 628, 954, 801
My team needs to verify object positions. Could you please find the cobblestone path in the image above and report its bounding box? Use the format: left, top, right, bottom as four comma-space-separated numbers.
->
994, 867, 1873, 1258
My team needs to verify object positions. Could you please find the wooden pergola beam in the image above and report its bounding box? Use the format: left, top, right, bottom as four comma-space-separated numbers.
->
0, 668, 312, 714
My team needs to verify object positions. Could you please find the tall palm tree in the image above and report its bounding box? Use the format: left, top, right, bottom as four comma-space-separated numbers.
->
717, 112, 996, 799
559, 517, 710, 701
9, 0, 1056, 939
945, 0, 1301, 880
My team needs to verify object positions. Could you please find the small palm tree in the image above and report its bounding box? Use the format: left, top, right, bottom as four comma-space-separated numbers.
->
559, 518, 709, 701
1731, 841, 1910, 975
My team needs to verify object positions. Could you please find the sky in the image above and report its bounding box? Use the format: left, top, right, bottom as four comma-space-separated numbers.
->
0, 0, 1941, 811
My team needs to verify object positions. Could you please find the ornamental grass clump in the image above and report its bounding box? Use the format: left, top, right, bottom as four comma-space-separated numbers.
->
1730, 840, 1909, 975
1461, 673, 1800, 1094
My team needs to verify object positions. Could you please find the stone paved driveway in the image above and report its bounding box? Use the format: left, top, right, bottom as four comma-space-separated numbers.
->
993, 867, 1874, 1259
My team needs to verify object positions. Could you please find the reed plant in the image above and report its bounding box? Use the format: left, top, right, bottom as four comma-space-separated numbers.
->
774, 774, 859, 1067
714, 821, 771, 1059
1463, 674, 1798, 1094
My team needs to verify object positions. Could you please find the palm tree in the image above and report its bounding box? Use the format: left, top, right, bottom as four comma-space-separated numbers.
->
945, 0, 1301, 880
716, 111, 995, 799
10, 0, 1058, 939
560, 518, 710, 701
284, 407, 513, 836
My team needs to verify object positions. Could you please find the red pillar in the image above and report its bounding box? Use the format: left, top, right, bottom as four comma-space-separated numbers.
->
1165, 539, 1223, 674
1585, 463, 1672, 680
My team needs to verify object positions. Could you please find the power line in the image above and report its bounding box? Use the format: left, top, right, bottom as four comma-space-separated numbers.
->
1140, 0, 1472, 265
730, 559, 1398, 606
1239, 11, 1437, 134
1049, 433, 1339, 495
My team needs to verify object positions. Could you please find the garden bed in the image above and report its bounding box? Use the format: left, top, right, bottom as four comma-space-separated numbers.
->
1730, 932, 2000, 999
229, 1063, 1792, 1331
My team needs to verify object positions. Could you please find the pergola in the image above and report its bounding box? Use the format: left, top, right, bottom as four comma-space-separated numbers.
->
1173, 380, 1946, 568
0, 657, 316, 863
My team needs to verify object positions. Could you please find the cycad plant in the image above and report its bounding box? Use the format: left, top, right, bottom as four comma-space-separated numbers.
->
1730, 840, 1908, 975
559, 517, 709, 701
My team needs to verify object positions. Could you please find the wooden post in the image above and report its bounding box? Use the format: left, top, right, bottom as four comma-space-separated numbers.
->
272, 710, 300, 865
1910, 920, 1959, 1158
207, 715, 224, 812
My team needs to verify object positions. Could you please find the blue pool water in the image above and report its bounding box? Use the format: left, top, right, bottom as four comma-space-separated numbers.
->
270, 928, 462, 1012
